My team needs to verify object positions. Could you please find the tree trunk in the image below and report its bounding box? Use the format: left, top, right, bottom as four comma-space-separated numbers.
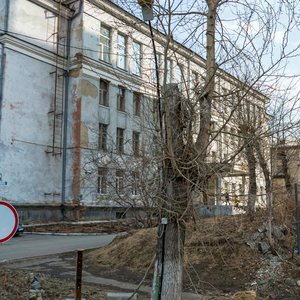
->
244, 138, 257, 220
152, 84, 189, 299
160, 219, 185, 299
195, 0, 218, 158
281, 149, 293, 197
254, 139, 274, 249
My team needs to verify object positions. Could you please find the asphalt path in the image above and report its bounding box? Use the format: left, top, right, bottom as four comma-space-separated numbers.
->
0, 233, 117, 262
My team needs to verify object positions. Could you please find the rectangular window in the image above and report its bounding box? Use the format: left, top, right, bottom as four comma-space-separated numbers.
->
131, 171, 139, 196
116, 127, 124, 154
97, 167, 107, 195
99, 79, 109, 106
100, 25, 110, 63
175, 64, 183, 90
133, 92, 141, 116
151, 53, 161, 84
116, 169, 124, 194
117, 34, 126, 69
132, 41, 141, 76
191, 71, 198, 87
133, 131, 140, 156
166, 59, 172, 84
98, 123, 108, 151
117, 86, 126, 112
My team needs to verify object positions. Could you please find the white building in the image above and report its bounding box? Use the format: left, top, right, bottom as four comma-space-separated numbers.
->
0, 0, 268, 221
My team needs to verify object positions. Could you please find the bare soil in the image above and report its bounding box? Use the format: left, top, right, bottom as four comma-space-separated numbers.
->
83, 213, 300, 299
0, 268, 108, 300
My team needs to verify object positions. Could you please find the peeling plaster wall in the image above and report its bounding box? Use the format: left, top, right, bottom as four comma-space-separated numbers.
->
0, 50, 62, 203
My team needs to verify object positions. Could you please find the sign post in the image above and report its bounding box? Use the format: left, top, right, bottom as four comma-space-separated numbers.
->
0, 201, 19, 243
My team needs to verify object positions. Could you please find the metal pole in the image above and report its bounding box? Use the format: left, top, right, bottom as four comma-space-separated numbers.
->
75, 249, 83, 300
294, 184, 300, 255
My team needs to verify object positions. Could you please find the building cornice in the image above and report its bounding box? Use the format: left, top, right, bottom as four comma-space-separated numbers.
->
28, 0, 73, 17
0, 34, 65, 68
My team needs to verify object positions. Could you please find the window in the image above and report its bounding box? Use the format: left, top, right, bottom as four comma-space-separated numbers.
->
97, 167, 107, 195
175, 64, 183, 90
100, 25, 110, 63
116, 211, 126, 219
117, 34, 126, 69
116, 169, 124, 194
231, 183, 236, 197
132, 131, 140, 156
99, 79, 109, 106
98, 123, 108, 151
131, 171, 139, 196
116, 127, 124, 154
117, 86, 126, 112
132, 41, 141, 76
166, 59, 172, 84
151, 53, 161, 83
191, 71, 198, 90
133, 92, 141, 116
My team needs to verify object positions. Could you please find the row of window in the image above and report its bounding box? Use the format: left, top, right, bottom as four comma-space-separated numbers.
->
100, 79, 141, 115
97, 168, 139, 196
100, 25, 142, 75
99, 24, 200, 88
99, 124, 140, 156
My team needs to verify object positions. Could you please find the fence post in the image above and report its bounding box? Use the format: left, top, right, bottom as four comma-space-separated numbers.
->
75, 249, 83, 300
294, 184, 300, 255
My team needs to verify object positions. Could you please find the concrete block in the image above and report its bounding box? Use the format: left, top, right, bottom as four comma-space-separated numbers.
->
107, 292, 138, 300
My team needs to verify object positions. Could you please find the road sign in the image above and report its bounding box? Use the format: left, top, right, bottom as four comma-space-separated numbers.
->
0, 201, 19, 243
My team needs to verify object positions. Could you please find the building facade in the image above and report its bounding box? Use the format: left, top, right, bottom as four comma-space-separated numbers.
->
0, 0, 268, 221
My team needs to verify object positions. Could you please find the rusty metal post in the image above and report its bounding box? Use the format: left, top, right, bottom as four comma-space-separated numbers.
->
75, 249, 83, 300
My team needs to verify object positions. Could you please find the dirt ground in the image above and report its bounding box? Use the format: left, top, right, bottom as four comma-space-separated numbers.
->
0, 268, 108, 300
83, 213, 300, 299
4, 212, 300, 299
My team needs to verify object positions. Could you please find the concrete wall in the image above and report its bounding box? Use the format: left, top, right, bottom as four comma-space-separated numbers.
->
0, 0, 65, 204
0, 49, 62, 203
15, 203, 149, 224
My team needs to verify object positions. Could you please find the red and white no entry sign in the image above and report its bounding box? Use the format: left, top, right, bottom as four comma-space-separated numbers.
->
0, 201, 19, 243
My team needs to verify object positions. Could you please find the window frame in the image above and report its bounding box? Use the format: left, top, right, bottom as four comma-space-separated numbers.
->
116, 169, 124, 194
98, 123, 108, 151
131, 171, 139, 196
151, 53, 161, 84
116, 127, 125, 154
99, 79, 109, 107
117, 33, 127, 69
99, 24, 111, 63
133, 92, 141, 116
97, 167, 108, 195
132, 41, 142, 76
132, 131, 140, 157
117, 86, 126, 112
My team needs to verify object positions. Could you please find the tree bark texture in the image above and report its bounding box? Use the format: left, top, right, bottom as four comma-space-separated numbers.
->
152, 84, 189, 300
254, 139, 274, 248
160, 221, 185, 300
244, 138, 257, 220
195, 0, 218, 159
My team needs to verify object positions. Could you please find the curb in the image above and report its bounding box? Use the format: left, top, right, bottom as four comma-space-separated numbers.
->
23, 220, 129, 228
23, 232, 128, 237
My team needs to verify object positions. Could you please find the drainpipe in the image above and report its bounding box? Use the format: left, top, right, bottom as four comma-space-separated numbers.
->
61, 1, 83, 208
0, 0, 10, 134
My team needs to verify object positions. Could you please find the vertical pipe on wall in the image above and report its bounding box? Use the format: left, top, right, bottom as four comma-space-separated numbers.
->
0, 0, 10, 134
61, 1, 83, 209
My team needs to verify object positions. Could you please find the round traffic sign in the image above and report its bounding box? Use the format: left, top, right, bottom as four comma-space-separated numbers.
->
0, 201, 19, 243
